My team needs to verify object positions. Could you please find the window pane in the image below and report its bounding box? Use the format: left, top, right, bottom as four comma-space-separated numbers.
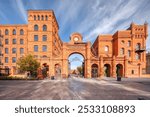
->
34, 16, 36, 20
20, 29, 24, 35
13, 29, 16, 35
34, 45, 38, 52
34, 25, 38, 31
5, 48, 8, 54
34, 35, 38, 41
20, 48, 24, 54
43, 25, 47, 31
5, 57, 8, 63
5, 29, 9, 35
104, 46, 109, 52
42, 45, 47, 52
12, 57, 16, 63
20, 39, 24, 44
12, 48, 16, 53
128, 50, 131, 57
45, 15, 48, 20
5, 39, 9, 44
120, 48, 124, 55
42, 35, 47, 41
128, 41, 131, 47
41, 16, 44, 20
136, 43, 140, 50
38, 16, 40, 20
12, 39, 16, 44
136, 54, 140, 60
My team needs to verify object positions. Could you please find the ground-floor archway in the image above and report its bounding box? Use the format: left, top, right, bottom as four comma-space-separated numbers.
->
91, 64, 98, 78
104, 64, 111, 77
116, 64, 123, 77
68, 53, 84, 78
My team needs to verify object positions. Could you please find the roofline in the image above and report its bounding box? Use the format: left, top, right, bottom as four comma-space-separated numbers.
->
27, 9, 54, 12
0, 24, 28, 27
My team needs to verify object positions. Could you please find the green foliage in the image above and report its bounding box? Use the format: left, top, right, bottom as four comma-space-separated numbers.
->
17, 54, 40, 76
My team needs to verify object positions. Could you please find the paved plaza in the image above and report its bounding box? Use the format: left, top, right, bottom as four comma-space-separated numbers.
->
0, 77, 150, 100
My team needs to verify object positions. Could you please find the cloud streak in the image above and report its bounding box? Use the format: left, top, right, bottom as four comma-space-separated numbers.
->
0, 0, 149, 49
13, 0, 27, 23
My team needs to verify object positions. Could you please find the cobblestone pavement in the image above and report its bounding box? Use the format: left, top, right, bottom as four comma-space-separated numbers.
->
0, 77, 150, 100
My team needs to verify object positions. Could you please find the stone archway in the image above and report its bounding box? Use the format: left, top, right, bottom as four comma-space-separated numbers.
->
104, 64, 111, 77
91, 64, 98, 78
68, 53, 85, 78
116, 64, 123, 77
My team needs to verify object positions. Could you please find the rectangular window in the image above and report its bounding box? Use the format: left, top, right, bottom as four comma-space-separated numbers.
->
34, 45, 38, 52
5, 48, 9, 54
12, 48, 16, 54
12, 57, 16, 63
42, 35, 47, 41
20, 39, 24, 44
5, 39, 9, 44
20, 48, 24, 54
34, 35, 38, 41
5, 57, 8, 63
42, 45, 47, 52
12, 39, 16, 44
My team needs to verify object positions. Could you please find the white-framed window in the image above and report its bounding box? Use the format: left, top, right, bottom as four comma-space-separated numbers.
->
120, 48, 124, 55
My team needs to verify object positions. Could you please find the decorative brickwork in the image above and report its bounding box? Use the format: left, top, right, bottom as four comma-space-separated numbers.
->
0, 10, 148, 78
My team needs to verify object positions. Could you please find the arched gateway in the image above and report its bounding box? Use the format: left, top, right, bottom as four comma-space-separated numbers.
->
0, 10, 147, 78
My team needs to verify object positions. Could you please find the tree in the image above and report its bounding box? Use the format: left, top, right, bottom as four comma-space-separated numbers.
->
17, 54, 40, 76
77, 66, 83, 75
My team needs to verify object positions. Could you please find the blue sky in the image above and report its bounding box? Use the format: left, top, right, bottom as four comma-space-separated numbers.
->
0, 0, 150, 49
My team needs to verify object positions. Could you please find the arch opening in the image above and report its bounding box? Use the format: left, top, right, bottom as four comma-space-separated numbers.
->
68, 53, 84, 78
116, 64, 123, 77
91, 64, 98, 78
104, 64, 111, 77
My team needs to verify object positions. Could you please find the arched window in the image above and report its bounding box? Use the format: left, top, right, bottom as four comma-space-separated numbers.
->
121, 40, 125, 44
34, 25, 38, 31
34, 15, 36, 20
43, 25, 47, 31
20, 29, 24, 35
128, 41, 131, 47
128, 50, 131, 57
104, 46, 109, 52
136, 43, 140, 50
41, 15, 44, 20
38, 15, 40, 20
45, 15, 48, 20
120, 48, 124, 55
12, 29, 16, 35
136, 54, 140, 60
20, 39, 24, 44
5, 29, 9, 35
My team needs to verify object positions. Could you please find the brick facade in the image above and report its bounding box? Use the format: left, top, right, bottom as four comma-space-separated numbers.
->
0, 10, 148, 78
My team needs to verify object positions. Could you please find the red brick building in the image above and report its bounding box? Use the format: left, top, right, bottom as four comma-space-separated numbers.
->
0, 10, 148, 78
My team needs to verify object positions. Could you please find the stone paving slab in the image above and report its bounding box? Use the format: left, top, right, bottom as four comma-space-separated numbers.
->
0, 77, 150, 100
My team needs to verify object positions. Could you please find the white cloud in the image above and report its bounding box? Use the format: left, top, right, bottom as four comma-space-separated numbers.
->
13, 0, 27, 23
83, 0, 144, 41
